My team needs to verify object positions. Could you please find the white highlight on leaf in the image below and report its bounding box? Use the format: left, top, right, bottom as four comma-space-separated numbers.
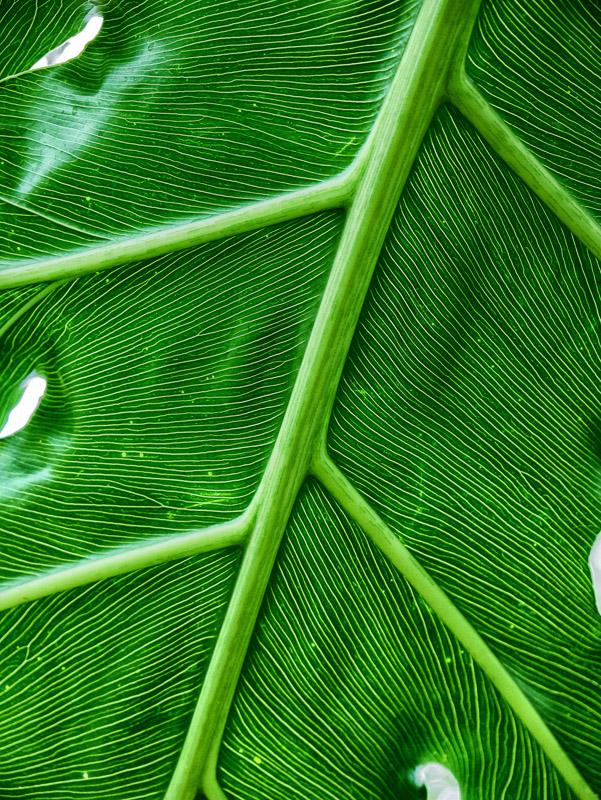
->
0, 373, 47, 439
589, 532, 601, 617
30, 11, 103, 71
413, 763, 461, 800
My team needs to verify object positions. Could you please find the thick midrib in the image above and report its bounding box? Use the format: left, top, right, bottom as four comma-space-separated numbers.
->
164, 0, 485, 798
0, 1, 598, 797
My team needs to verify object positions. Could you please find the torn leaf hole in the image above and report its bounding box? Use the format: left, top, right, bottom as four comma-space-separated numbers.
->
0, 372, 47, 439
30, 10, 103, 71
413, 763, 461, 800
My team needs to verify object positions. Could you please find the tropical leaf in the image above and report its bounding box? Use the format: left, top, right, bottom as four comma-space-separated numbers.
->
0, 0, 600, 799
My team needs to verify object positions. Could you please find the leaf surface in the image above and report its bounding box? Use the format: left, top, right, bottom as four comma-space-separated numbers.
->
329, 105, 601, 788
0, 0, 600, 799
220, 481, 572, 800
467, 0, 601, 217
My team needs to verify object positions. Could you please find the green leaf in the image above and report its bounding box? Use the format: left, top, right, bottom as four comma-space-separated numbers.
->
467, 0, 601, 218
328, 104, 601, 790
0, 213, 340, 579
0, 551, 240, 796
0, 0, 600, 799
220, 480, 571, 800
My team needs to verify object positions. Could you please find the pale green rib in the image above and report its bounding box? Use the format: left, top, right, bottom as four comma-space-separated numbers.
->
448, 72, 601, 262
201, 740, 226, 799
164, 0, 483, 797
0, 514, 250, 612
203, 766, 229, 800
311, 453, 598, 800
0, 170, 355, 289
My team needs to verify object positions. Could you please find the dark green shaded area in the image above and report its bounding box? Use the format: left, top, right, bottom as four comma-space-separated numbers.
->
329, 105, 601, 789
0, 211, 340, 583
467, 0, 601, 218
0, 0, 420, 252
219, 480, 572, 800
0, 548, 239, 799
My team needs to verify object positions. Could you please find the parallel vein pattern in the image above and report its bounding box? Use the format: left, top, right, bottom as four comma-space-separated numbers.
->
467, 0, 601, 218
0, 284, 40, 331
0, 549, 239, 799
219, 482, 574, 800
0, 0, 419, 259
1, 0, 600, 797
0, 213, 339, 584
0, 0, 86, 82
329, 106, 601, 790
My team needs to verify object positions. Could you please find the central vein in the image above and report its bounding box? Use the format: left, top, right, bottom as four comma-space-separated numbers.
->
164, 0, 484, 797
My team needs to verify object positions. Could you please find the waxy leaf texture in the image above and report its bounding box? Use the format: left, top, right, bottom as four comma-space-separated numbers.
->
0, 1, 600, 799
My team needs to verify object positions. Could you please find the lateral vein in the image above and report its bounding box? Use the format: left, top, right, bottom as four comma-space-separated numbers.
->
163, 0, 485, 798
0, 514, 249, 612
0, 172, 355, 289
312, 453, 599, 800
448, 74, 601, 262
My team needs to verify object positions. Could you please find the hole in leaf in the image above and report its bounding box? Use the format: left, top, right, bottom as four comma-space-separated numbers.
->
0, 372, 47, 439
30, 10, 104, 71
413, 763, 461, 800
590, 532, 601, 617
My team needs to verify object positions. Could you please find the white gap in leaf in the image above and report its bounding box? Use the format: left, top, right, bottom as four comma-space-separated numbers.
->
413, 763, 461, 800
30, 10, 103, 71
0, 372, 47, 439
589, 532, 601, 617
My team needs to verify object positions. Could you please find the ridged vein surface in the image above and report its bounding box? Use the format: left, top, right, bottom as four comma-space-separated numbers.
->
0, 0, 86, 81
467, 0, 601, 218
219, 481, 574, 800
0, 549, 239, 799
0, 0, 420, 262
0, 212, 339, 584
329, 106, 601, 789
0, 284, 40, 329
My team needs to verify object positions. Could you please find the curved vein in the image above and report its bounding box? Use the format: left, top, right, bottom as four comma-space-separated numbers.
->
164, 0, 484, 798
0, 280, 65, 339
311, 452, 598, 800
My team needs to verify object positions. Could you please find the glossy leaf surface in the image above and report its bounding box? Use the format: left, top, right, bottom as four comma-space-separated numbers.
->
0, 0, 600, 799
0, 213, 339, 582
329, 105, 601, 788
0, 0, 417, 253
468, 0, 601, 218
220, 481, 569, 800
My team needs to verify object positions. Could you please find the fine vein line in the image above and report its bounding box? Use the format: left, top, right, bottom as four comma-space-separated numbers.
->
448, 73, 601, 262
0, 514, 249, 612
0, 172, 355, 289
0, 280, 65, 339
312, 453, 598, 800
164, 1, 484, 798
